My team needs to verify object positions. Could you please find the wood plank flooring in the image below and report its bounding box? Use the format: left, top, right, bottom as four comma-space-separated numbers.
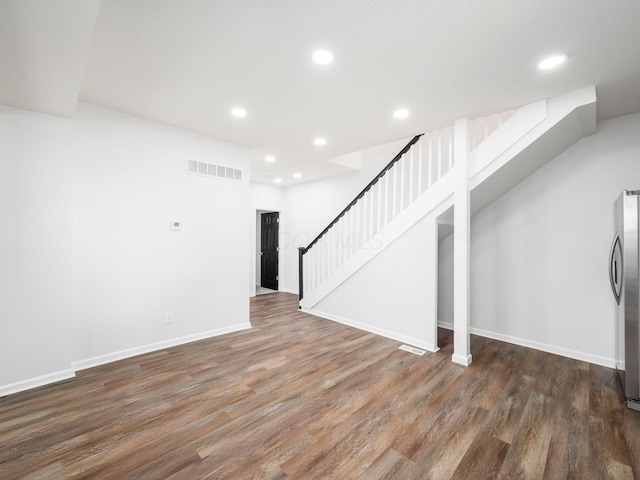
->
1, 292, 639, 479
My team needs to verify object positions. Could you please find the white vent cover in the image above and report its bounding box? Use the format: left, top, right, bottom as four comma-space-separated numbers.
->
399, 345, 426, 356
185, 159, 242, 182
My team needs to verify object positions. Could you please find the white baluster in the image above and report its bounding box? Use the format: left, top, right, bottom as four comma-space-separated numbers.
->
409, 148, 414, 203
310, 249, 316, 289
308, 249, 312, 290
318, 245, 322, 285
354, 201, 360, 251
399, 154, 405, 211
325, 236, 329, 279
318, 242, 323, 284
308, 253, 312, 295
384, 171, 390, 226
324, 234, 330, 277
375, 179, 382, 232
361, 197, 367, 248
314, 248, 319, 288
437, 130, 442, 182
362, 196, 367, 245
327, 231, 333, 276
346, 208, 352, 260
353, 205, 358, 254
354, 205, 360, 251
427, 133, 433, 187
389, 165, 398, 221
338, 214, 344, 267
370, 188, 375, 242
364, 192, 370, 245
418, 139, 423, 195
368, 192, 374, 243
333, 220, 338, 272
332, 228, 337, 273
321, 238, 327, 281
315, 247, 319, 288
360, 200, 366, 248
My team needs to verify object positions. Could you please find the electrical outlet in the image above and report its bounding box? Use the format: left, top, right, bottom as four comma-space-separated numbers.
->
164, 311, 173, 324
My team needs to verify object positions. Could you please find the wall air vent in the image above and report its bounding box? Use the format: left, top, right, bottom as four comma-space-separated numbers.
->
185, 159, 243, 182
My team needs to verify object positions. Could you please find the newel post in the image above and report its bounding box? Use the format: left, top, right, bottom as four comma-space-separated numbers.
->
298, 247, 305, 304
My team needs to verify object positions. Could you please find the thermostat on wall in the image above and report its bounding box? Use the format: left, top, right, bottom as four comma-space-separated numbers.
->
170, 221, 182, 231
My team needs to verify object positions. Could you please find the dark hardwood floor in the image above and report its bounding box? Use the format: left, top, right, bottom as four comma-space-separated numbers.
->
1, 292, 639, 479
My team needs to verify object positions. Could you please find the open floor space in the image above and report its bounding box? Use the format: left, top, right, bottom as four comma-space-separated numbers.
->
1, 293, 639, 479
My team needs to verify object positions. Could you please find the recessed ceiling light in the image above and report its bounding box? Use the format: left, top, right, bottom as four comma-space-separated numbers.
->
314, 138, 327, 146
231, 107, 247, 117
265, 155, 275, 162
312, 49, 334, 65
274, 178, 282, 183
293, 172, 302, 179
537, 54, 567, 71
393, 109, 410, 119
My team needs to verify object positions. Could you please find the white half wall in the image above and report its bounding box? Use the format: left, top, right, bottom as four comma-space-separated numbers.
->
311, 210, 444, 352
440, 112, 640, 366
0, 105, 77, 387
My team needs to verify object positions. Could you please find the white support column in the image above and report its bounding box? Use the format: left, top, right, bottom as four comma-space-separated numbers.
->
452, 117, 472, 367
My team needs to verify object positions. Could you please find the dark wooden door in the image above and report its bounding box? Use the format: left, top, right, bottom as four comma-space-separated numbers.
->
261, 212, 279, 290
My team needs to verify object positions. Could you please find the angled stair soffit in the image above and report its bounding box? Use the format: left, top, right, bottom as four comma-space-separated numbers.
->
469, 86, 597, 215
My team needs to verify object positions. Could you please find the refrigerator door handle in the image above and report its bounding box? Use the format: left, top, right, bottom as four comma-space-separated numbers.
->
609, 232, 622, 305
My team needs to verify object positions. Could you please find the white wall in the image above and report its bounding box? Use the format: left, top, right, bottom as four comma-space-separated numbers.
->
0, 102, 251, 394
439, 112, 640, 366
72, 103, 250, 363
250, 182, 285, 296
0, 105, 77, 387
437, 231, 454, 330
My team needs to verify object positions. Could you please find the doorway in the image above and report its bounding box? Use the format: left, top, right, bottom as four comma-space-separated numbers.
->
259, 212, 279, 291
437, 207, 455, 351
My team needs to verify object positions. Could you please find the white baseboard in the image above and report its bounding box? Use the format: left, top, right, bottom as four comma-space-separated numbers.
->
252, 287, 296, 297
277, 287, 298, 295
452, 353, 473, 366
0, 369, 75, 398
437, 321, 616, 368
304, 308, 438, 353
1, 323, 252, 397
72, 323, 252, 372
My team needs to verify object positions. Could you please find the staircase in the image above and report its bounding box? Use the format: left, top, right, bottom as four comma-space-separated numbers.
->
298, 87, 597, 363
298, 125, 456, 307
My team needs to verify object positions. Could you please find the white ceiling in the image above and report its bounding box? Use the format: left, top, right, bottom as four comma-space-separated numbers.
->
2, 0, 640, 186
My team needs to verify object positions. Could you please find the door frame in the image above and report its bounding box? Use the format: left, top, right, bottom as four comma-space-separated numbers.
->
255, 209, 280, 293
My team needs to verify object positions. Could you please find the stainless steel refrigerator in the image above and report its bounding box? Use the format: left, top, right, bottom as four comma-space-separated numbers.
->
610, 190, 640, 411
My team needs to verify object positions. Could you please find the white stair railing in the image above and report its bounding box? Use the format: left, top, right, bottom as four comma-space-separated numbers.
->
298, 126, 455, 301
469, 109, 516, 150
